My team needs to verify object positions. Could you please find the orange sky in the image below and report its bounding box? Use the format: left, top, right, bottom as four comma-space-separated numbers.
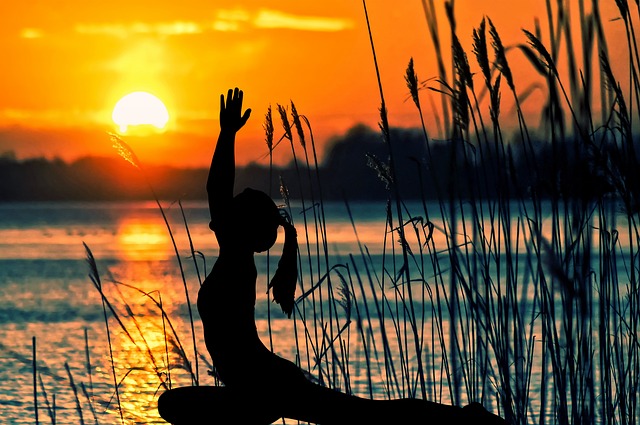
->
0, 1, 633, 167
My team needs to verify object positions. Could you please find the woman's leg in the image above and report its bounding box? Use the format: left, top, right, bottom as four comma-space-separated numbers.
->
283, 380, 508, 425
258, 353, 507, 424
157, 386, 280, 425
158, 384, 507, 425
291, 384, 463, 424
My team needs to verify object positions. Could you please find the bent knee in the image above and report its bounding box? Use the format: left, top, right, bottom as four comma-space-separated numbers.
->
157, 386, 280, 425
157, 390, 182, 424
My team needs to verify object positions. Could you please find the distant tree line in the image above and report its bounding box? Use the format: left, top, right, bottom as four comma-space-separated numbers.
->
1, 124, 638, 203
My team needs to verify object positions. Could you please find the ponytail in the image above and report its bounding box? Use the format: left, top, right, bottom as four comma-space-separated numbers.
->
268, 220, 298, 318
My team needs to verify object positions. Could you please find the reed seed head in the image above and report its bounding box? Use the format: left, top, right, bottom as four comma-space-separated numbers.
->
452, 34, 473, 91
488, 18, 515, 91
290, 101, 306, 149
110, 133, 141, 169
277, 104, 292, 141
366, 153, 393, 190
264, 105, 274, 152
490, 74, 502, 123
279, 175, 290, 207
405, 57, 421, 109
472, 18, 492, 90
522, 29, 556, 76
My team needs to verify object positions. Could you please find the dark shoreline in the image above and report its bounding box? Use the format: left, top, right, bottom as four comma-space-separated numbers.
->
2, 124, 639, 203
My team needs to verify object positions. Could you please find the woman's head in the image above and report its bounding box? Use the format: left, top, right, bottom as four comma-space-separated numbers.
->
232, 188, 282, 252
233, 187, 299, 316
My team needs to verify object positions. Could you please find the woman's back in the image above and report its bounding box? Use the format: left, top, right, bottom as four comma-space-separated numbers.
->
198, 250, 272, 384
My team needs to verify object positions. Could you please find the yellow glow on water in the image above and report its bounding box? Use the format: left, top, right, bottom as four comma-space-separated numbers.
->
106, 298, 199, 423
115, 316, 172, 422
117, 219, 173, 261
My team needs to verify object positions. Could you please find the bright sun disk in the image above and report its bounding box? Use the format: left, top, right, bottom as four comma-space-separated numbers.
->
112, 91, 169, 133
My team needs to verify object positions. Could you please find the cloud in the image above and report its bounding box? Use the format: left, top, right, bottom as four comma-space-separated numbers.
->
20, 28, 44, 39
254, 10, 354, 32
72, 9, 353, 38
0, 108, 108, 129
75, 21, 203, 37
211, 8, 250, 32
216, 9, 251, 23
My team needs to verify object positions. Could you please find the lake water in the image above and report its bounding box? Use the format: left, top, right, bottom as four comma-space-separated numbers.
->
0, 200, 416, 424
0, 200, 636, 424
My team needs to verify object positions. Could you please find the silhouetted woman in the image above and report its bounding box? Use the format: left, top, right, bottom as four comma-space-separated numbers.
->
158, 88, 508, 424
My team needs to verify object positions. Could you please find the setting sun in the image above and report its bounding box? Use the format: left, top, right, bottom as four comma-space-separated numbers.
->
112, 91, 169, 133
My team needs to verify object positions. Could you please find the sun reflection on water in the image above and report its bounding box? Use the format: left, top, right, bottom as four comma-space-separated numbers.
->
117, 219, 173, 261
105, 290, 200, 424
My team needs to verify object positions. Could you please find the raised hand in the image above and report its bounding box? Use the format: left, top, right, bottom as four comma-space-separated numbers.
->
208, 87, 251, 233
219, 87, 251, 133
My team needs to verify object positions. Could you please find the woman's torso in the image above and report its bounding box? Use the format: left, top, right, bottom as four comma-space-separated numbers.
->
197, 253, 273, 384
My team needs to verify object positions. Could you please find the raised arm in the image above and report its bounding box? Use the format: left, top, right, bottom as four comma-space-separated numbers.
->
207, 88, 251, 235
